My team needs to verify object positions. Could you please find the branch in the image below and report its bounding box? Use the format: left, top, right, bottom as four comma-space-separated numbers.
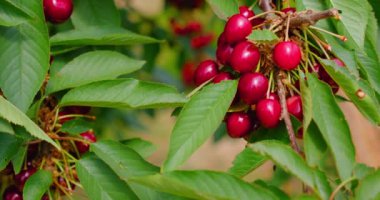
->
259, 0, 273, 12
289, 9, 340, 28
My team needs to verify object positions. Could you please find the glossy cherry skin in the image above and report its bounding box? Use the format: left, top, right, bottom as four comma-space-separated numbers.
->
43, 0, 73, 24
213, 72, 232, 84
239, 6, 255, 18
286, 95, 303, 121
194, 60, 219, 86
75, 130, 97, 154
224, 14, 252, 43
2, 186, 22, 200
273, 41, 302, 70
217, 32, 227, 46
182, 62, 197, 86
191, 33, 213, 49
230, 41, 260, 73
216, 43, 234, 65
238, 73, 269, 105
256, 99, 282, 128
14, 168, 37, 189
226, 112, 252, 138
268, 92, 279, 101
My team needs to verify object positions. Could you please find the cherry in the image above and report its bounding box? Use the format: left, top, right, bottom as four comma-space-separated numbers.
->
281, 7, 296, 14
185, 21, 202, 34
2, 186, 22, 200
230, 41, 260, 73
251, 17, 265, 27
256, 99, 282, 128
14, 168, 37, 189
217, 32, 227, 46
193, 60, 219, 86
296, 127, 304, 139
239, 6, 255, 18
181, 62, 197, 86
75, 130, 97, 154
213, 72, 232, 84
318, 58, 345, 94
224, 14, 252, 43
43, 0, 73, 24
216, 43, 234, 65
191, 33, 213, 49
286, 95, 303, 121
273, 41, 302, 70
226, 112, 252, 138
268, 92, 279, 101
238, 73, 269, 105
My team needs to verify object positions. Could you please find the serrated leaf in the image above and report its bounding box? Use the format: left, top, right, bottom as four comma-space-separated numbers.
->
228, 148, 267, 178
163, 80, 238, 171
0, 0, 49, 112
0, 133, 23, 170
320, 59, 380, 125
23, 170, 53, 200
131, 171, 279, 200
355, 51, 380, 95
60, 119, 93, 135
47, 51, 144, 93
71, 0, 120, 29
304, 121, 327, 168
59, 79, 187, 109
248, 30, 279, 42
356, 170, 380, 200
205, 0, 239, 20
0, 0, 30, 26
0, 118, 14, 135
121, 138, 156, 158
307, 74, 355, 182
50, 27, 160, 47
77, 154, 139, 200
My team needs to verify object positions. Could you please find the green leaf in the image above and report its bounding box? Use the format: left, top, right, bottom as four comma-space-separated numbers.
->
50, 27, 160, 47
129, 183, 191, 200
254, 180, 290, 200
356, 170, 380, 200
11, 144, 27, 174
71, 0, 120, 29
163, 80, 238, 171
0, 0, 49, 112
77, 154, 139, 200
355, 51, 380, 95
300, 78, 312, 130
46, 51, 144, 93
131, 170, 279, 200
91, 140, 159, 180
307, 74, 355, 182
0, 118, 14, 135
205, 0, 239, 20
23, 170, 53, 200
59, 79, 187, 109
320, 59, 380, 125
60, 119, 93, 135
0, 96, 58, 149
304, 121, 327, 168
363, 1, 379, 62
228, 148, 267, 178
0, 0, 30, 26
121, 138, 156, 158
0, 133, 23, 170
248, 30, 279, 42
354, 163, 375, 180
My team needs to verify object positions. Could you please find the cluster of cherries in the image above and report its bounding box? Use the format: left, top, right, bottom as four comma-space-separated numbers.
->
170, 20, 214, 50
192, 6, 345, 139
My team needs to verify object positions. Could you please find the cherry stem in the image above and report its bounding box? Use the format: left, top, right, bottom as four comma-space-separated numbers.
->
50, 135, 91, 145
186, 78, 213, 98
307, 29, 331, 59
329, 177, 356, 200
58, 114, 96, 121
248, 10, 284, 21
285, 14, 291, 41
309, 26, 347, 42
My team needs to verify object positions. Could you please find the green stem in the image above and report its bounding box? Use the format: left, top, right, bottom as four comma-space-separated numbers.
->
329, 177, 356, 200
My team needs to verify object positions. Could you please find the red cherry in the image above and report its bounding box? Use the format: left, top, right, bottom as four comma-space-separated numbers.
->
256, 99, 282, 128
273, 41, 302, 70
216, 43, 234, 65
213, 72, 232, 84
238, 73, 268, 105
281, 7, 296, 14
226, 112, 252, 138
191, 34, 213, 49
286, 95, 303, 121
230, 41, 260, 73
194, 60, 219, 86
185, 21, 202, 34
268, 92, 279, 101
318, 58, 344, 94
75, 130, 97, 154
43, 0, 73, 24
2, 186, 22, 200
239, 6, 255, 18
251, 17, 265, 27
224, 14, 253, 43
296, 127, 304, 139
181, 62, 196, 86
14, 168, 37, 189
217, 32, 227, 46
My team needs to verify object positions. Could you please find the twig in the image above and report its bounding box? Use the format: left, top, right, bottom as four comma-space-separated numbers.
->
289, 9, 340, 28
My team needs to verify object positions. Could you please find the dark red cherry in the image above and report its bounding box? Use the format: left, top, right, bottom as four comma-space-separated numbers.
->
286, 95, 303, 121
75, 130, 97, 154
281, 7, 296, 14
2, 186, 22, 200
239, 6, 255, 18
194, 60, 219, 86
226, 112, 252, 138
213, 72, 232, 84
216, 43, 234, 65
256, 99, 282, 128
224, 14, 253, 43
318, 58, 345, 94
238, 73, 268, 105
185, 21, 202, 34
217, 32, 227, 46
191, 33, 213, 49
14, 168, 37, 189
230, 41, 260, 73
182, 62, 197, 86
43, 0, 73, 24
296, 127, 304, 139
251, 17, 265, 27
273, 41, 302, 70
268, 92, 279, 101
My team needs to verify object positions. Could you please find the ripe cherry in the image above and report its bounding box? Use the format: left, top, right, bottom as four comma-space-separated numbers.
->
286, 95, 303, 121
226, 112, 252, 138
75, 130, 97, 154
224, 14, 252, 43
239, 6, 255, 18
213, 72, 232, 84
217, 32, 227, 46
238, 73, 268, 105
182, 62, 197, 86
256, 99, 282, 128
216, 43, 234, 65
43, 0, 73, 24
194, 60, 219, 86
14, 168, 37, 189
191, 34, 213, 49
273, 41, 302, 70
230, 41, 260, 73
268, 92, 279, 101
2, 186, 22, 200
